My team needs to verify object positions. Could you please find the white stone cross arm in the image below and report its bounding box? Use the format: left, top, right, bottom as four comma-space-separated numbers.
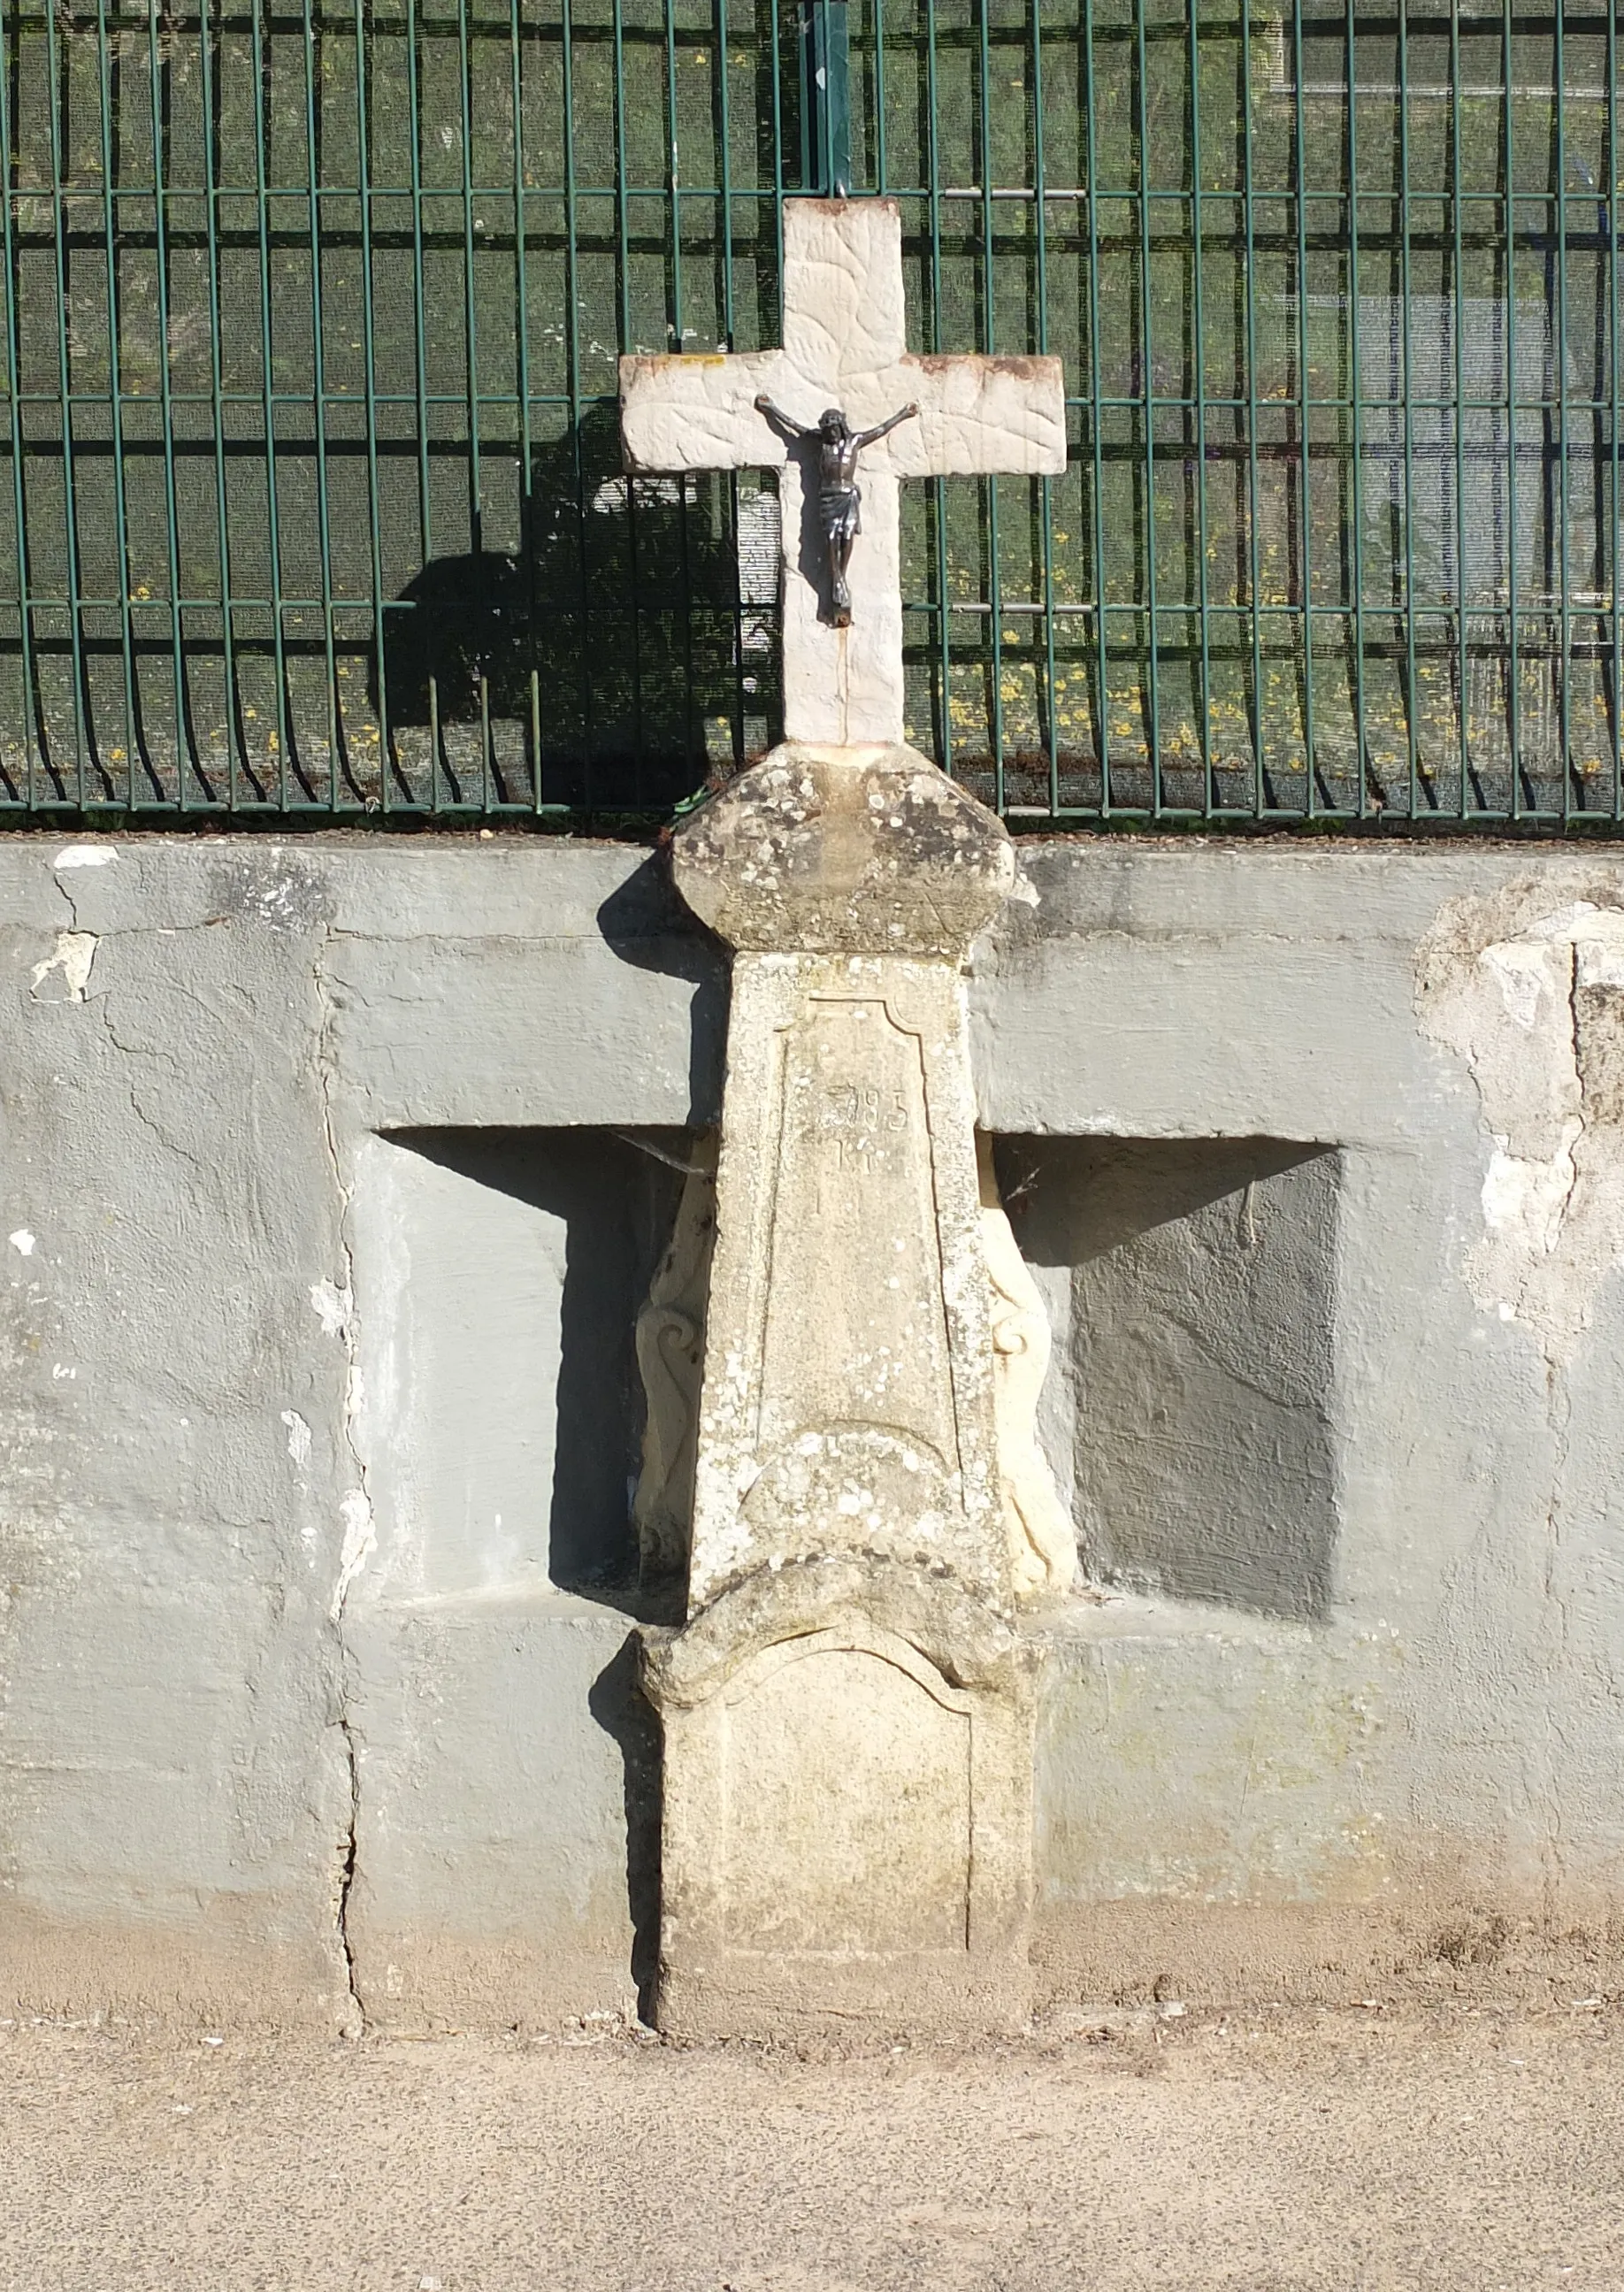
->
619, 197, 1066, 748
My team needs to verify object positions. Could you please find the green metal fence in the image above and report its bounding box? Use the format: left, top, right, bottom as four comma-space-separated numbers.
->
0, 0, 1619, 824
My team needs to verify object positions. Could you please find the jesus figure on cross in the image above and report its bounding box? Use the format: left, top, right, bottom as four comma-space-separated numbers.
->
620, 198, 1066, 748
753, 397, 919, 626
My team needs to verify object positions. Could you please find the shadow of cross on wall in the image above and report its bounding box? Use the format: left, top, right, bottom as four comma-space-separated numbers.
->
377, 404, 783, 809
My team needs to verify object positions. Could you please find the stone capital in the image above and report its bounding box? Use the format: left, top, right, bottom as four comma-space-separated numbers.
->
670, 742, 1016, 962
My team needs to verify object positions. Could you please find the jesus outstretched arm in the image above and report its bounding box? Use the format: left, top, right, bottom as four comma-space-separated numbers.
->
852, 402, 919, 449
754, 395, 811, 437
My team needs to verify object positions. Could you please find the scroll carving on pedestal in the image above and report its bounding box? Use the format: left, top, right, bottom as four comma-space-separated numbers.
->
632, 1133, 718, 1583
632, 1128, 1078, 1602
976, 1135, 1078, 1601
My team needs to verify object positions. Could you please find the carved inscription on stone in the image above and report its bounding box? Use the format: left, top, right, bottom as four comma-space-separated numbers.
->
758, 998, 954, 1462
808, 1077, 909, 1172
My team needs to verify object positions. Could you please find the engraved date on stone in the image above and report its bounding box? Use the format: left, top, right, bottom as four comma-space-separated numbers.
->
811, 1081, 909, 1169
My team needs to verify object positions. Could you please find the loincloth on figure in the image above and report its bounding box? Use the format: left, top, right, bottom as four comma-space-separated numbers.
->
818, 485, 862, 543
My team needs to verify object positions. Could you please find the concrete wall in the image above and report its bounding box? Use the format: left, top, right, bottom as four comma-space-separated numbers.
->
5, 832, 1624, 2026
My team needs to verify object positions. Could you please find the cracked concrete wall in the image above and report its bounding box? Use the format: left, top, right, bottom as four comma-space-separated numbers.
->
5, 834, 1624, 2025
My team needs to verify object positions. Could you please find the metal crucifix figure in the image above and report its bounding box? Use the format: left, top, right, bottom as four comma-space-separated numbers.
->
755, 397, 919, 626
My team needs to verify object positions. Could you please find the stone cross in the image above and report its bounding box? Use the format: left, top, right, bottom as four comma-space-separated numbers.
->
620, 198, 1066, 746
623, 199, 1072, 2043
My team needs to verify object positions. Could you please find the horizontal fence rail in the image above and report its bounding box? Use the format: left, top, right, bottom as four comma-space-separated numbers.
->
0, 0, 1619, 824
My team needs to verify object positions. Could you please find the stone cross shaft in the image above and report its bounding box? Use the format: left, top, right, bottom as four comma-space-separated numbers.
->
620, 198, 1066, 746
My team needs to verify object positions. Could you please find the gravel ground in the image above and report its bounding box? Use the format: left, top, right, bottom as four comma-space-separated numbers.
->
2, 2005, 1620, 2290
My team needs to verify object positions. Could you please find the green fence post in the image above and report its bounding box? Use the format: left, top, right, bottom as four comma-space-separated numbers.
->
803, 0, 852, 196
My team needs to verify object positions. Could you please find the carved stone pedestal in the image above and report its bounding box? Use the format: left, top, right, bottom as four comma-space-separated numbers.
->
640, 741, 1045, 2038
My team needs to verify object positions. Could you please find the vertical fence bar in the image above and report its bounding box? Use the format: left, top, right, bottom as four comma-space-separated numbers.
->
660, 0, 696, 785
1030, 0, 1060, 811
198, 0, 243, 807
768, 0, 785, 281
1610, 0, 1620, 814
559, 0, 598, 804
716, 0, 747, 769
716, 0, 738, 336
872, 0, 888, 193
1187, 0, 1212, 808
808, 0, 851, 195
611, 0, 645, 780
300, 0, 344, 807
1238, 0, 1263, 813
508, 0, 537, 797
769, 0, 785, 752
95, 0, 142, 801
1, 12, 42, 804
1135, 0, 1161, 809
147, 0, 191, 804
43, 0, 91, 800
249, 0, 294, 803
1397, 0, 1420, 810
664, 0, 685, 343
797, 0, 812, 187
1291, 0, 1314, 811
1448, 0, 1470, 811
456, 0, 486, 807
924, 0, 952, 776
1084, 0, 1110, 810
1552, 0, 1572, 816
405, 0, 433, 801
356, 0, 389, 810
978, 0, 1004, 805
1503, 0, 1521, 815
1343, 0, 1367, 813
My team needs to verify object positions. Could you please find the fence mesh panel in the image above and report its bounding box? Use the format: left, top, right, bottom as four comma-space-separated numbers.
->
0, 0, 1619, 822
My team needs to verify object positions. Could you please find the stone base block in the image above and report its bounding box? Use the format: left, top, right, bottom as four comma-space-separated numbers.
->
655, 1953, 1031, 2043
642, 1559, 1035, 2039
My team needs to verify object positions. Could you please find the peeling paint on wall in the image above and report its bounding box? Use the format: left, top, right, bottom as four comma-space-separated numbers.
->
29, 932, 97, 1004
1418, 881, 1624, 1359
330, 1489, 377, 1621
309, 1280, 356, 1343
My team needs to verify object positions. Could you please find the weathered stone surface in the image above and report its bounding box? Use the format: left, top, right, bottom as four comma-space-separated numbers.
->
632, 1132, 718, 1583
671, 740, 1015, 959
978, 1136, 1078, 1600
645, 741, 1038, 2033
628, 1119, 1079, 1606
642, 1557, 1035, 2036
619, 198, 1065, 746
683, 947, 1003, 1609
1416, 880, 1624, 1362
670, 747, 1017, 1621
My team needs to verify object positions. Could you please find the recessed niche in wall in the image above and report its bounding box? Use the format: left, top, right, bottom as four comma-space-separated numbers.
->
993, 1137, 1340, 1622
356, 1127, 687, 1600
